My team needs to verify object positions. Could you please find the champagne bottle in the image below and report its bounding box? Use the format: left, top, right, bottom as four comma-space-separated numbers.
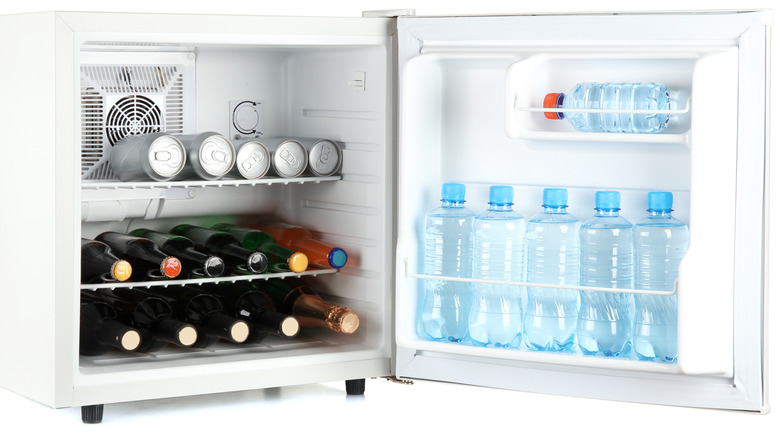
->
246, 219, 347, 269
82, 288, 198, 351
129, 228, 226, 278
256, 278, 359, 334
145, 286, 250, 346
195, 282, 300, 342
79, 300, 141, 356
81, 238, 133, 283
170, 224, 268, 274
209, 223, 308, 273
95, 232, 182, 280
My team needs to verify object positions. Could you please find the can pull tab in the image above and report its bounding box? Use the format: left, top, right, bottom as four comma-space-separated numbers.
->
155, 151, 172, 161
210, 149, 227, 163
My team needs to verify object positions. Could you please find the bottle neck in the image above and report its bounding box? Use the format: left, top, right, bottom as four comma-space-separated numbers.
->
543, 206, 567, 214
489, 203, 513, 211
648, 209, 673, 217
442, 200, 465, 208
594, 208, 621, 216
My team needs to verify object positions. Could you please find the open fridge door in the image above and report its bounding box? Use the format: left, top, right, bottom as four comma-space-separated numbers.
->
393, 11, 769, 411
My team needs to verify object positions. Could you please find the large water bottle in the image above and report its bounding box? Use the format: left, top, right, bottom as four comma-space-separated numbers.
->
469, 186, 525, 348
543, 82, 671, 133
578, 191, 634, 357
421, 183, 476, 343
523, 188, 580, 352
633, 192, 689, 362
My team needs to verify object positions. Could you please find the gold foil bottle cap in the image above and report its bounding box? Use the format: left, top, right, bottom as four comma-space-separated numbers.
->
111, 260, 133, 282
329, 307, 359, 334
287, 252, 309, 273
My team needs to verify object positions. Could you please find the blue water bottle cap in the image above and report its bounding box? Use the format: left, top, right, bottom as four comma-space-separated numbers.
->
441, 183, 466, 202
489, 186, 514, 205
595, 191, 621, 210
647, 191, 673, 211
542, 188, 568, 208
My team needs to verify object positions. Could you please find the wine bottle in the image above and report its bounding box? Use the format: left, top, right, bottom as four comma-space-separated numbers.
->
94, 232, 182, 280
82, 288, 198, 351
81, 238, 133, 283
246, 218, 347, 269
256, 278, 359, 334
79, 300, 141, 356
129, 228, 226, 278
169, 224, 268, 274
195, 282, 300, 342
145, 285, 250, 347
209, 223, 308, 273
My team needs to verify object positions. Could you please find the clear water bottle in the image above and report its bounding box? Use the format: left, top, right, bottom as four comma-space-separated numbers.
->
543, 82, 671, 133
469, 186, 525, 348
523, 188, 580, 352
633, 192, 689, 362
578, 191, 634, 357
421, 183, 476, 342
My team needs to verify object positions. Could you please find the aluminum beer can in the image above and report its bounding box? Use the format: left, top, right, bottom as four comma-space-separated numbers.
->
230, 140, 271, 179
176, 132, 236, 180
109, 132, 186, 182
262, 138, 308, 178
288, 137, 343, 177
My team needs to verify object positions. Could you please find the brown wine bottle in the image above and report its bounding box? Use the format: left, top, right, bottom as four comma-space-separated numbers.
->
255, 278, 359, 334
81, 238, 132, 283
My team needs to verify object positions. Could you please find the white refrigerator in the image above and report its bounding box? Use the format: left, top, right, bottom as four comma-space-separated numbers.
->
0, 4, 773, 434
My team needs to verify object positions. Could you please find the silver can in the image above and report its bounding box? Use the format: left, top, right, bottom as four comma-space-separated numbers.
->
176, 132, 236, 180
230, 140, 271, 179
288, 137, 343, 177
262, 138, 308, 178
109, 132, 186, 182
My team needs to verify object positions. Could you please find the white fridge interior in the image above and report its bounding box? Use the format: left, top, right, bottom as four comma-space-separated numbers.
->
393, 12, 767, 411
0, 10, 768, 415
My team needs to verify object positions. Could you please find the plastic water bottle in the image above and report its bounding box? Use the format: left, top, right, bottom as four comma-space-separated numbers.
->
523, 188, 580, 352
421, 183, 476, 342
578, 191, 634, 357
633, 192, 689, 362
543, 82, 671, 133
469, 186, 525, 348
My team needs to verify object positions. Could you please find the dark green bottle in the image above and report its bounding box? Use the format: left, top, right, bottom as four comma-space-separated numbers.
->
210, 223, 308, 273
129, 228, 225, 278
145, 285, 250, 347
79, 299, 141, 356
195, 282, 300, 342
170, 224, 268, 274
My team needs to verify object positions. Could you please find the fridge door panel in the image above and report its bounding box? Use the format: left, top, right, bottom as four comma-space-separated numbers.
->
394, 12, 768, 411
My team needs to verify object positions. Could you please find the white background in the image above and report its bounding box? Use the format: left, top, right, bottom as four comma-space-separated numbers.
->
0, 1, 776, 437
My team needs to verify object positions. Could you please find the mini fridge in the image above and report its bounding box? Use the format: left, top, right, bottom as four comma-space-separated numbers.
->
0, 9, 770, 423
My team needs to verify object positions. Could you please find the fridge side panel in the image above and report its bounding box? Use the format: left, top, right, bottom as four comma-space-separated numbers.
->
0, 12, 69, 408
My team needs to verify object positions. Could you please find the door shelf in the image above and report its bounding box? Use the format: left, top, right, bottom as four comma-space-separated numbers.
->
80, 267, 337, 291
404, 259, 676, 296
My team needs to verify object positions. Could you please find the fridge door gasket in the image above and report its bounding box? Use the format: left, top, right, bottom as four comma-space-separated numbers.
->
393, 11, 769, 412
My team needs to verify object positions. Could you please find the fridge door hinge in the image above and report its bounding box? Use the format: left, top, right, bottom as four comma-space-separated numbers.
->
362, 9, 416, 18
384, 376, 414, 385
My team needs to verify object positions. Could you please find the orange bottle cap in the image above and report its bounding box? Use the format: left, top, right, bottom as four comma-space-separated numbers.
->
288, 252, 309, 273
543, 93, 564, 120
112, 260, 133, 282
161, 256, 182, 278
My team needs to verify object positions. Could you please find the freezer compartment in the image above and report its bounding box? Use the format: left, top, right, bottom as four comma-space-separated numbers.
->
74, 25, 394, 405
396, 22, 741, 378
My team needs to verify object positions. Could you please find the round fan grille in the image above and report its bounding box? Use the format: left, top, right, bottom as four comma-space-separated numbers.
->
105, 95, 163, 146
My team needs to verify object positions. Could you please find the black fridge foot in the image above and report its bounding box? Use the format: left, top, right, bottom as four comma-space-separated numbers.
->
81, 404, 104, 424
345, 378, 366, 396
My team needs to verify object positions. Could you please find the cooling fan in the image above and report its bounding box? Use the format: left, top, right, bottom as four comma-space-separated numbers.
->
80, 61, 192, 180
